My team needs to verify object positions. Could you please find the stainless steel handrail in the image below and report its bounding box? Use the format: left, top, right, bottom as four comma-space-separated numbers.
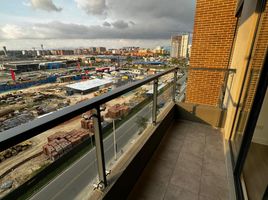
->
0, 65, 236, 189
0, 67, 178, 151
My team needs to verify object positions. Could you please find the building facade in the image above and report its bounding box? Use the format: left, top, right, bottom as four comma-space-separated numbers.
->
170, 34, 189, 58
186, 0, 237, 106
186, 0, 268, 199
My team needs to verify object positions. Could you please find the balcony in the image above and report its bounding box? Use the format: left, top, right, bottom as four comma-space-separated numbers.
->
0, 67, 234, 200
128, 119, 228, 200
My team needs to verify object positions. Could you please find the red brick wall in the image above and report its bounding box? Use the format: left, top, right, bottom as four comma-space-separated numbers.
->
244, 2, 268, 111
186, 0, 237, 106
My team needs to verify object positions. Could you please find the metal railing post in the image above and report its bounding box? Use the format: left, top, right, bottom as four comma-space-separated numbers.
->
152, 79, 158, 125
92, 106, 107, 188
173, 70, 178, 102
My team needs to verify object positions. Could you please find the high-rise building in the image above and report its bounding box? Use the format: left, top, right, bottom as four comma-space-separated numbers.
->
170, 34, 189, 58
187, 44, 192, 58
96, 47, 106, 53
89, 47, 97, 53
1, 1, 268, 200
171, 35, 181, 58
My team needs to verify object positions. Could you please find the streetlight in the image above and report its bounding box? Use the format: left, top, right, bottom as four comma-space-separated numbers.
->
112, 119, 117, 160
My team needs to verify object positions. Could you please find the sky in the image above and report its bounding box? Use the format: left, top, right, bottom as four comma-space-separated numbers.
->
0, 0, 196, 50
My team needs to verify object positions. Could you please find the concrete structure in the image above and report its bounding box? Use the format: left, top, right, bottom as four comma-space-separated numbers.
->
50, 50, 74, 56
133, 61, 165, 66
89, 47, 97, 53
39, 61, 66, 69
188, 44, 192, 58
96, 47, 106, 53
3, 61, 42, 73
22, 50, 37, 57
170, 34, 189, 58
153, 46, 166, 55
3, 60, 67, 73
180, 34, 189, 58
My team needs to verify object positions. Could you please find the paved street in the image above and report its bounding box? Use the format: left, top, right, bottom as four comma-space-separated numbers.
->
29, 85, 173, 200
30, 101, 152, 200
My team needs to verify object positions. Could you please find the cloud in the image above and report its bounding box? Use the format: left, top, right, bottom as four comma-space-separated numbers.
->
1, 24, 26, 39
107, 0, 195, 32
0, 39, 170, 50
22, 0, 31, 7
0, 21, 185, 40
112, 20, 129, 29
103, 21, 111, 27
30, 0, 62, 12
75, 0, 107, 16
129, 21, 136, 26
0, 0, 195, 48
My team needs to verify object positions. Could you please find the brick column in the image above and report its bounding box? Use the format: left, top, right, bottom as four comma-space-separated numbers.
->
186, 0, 237, 106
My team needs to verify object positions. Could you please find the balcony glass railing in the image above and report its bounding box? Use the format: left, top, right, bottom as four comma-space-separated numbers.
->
0, 67, 178, 199
0, 66, 237, 199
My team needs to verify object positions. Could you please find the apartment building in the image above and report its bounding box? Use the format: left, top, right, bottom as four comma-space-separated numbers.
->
185, 0, 268, 199
170, 34, 189, 58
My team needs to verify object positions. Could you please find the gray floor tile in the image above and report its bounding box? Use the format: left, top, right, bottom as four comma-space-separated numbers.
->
199, 175, 229, 200
174, 153, 202, 176
164, 184, 198, 200
128, 120, 229, 200
202, 159, 227, 178
170, 168, 201, 194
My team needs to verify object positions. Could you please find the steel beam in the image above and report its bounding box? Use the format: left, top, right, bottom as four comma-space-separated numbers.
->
92, 106, 107, 188
152, 79, 158, 125
173, 70, 178, 102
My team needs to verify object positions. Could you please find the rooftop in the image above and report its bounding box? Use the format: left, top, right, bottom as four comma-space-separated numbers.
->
66, 78, 113, 92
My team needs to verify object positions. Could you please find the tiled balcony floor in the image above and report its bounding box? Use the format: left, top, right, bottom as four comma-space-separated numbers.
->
128, 120, 229, 200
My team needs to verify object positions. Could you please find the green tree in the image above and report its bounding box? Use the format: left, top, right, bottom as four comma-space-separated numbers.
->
126, 56, 133, 63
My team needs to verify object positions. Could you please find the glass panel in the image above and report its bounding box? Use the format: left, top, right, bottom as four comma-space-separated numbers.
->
102, 84, 152, 169
231, 69, 261, 161
241, 88, 268, 200
157, 73, 173, 114
0, 112, 98, 199
176, 69, 187, 102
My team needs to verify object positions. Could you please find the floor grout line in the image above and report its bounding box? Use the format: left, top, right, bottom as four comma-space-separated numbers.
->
128, 121, 228, 200
198, 131, 207, 200
161, 125, 187, 200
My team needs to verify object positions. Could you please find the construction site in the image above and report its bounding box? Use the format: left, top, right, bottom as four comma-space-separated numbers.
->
0, 79, 157, 197
0, 58, 174, 197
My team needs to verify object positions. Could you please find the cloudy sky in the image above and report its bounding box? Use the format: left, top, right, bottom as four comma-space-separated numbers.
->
0, 0, 195, 50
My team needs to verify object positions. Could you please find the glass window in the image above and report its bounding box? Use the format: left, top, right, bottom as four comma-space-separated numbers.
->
242, 88, 268, 200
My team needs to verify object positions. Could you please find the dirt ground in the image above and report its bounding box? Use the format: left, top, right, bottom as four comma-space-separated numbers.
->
0, 74, 172, 196
0, 80, 145, 197
0, 154, 50, 198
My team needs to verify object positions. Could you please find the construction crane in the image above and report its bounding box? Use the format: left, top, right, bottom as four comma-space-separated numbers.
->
2, 46, 7, 57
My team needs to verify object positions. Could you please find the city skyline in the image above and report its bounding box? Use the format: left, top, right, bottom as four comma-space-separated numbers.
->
0, 0, 195, 49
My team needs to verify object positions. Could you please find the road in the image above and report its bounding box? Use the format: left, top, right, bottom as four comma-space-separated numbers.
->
29, 85, 172, 200
30, 101, 152, 200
